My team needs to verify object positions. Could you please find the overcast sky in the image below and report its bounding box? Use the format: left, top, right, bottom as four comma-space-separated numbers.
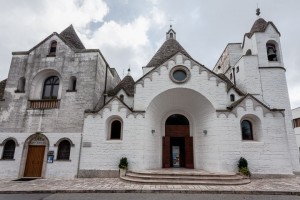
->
0, 0, 299, 108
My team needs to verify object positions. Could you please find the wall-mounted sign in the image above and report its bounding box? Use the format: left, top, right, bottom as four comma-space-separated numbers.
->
82, 142, 92, 148
47, 155, 54, 163
30, 135, 47, 145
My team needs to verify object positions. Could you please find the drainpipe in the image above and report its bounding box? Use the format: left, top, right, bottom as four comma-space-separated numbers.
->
77, 123, 84, 178
103, 64, 108, 105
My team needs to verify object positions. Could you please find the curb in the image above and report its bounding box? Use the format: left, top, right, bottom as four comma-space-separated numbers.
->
0, 189, 299, 196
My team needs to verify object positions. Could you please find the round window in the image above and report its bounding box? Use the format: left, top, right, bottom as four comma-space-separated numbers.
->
173, 70, 187, 81
170, 66, 190, 83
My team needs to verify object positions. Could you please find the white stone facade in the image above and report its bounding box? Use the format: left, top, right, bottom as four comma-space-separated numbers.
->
292, 107, 300, 158
1, 17, 300, 179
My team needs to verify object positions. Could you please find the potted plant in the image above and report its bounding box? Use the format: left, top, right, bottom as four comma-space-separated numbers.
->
238, 157, 251, 177
118, 157, 128, 177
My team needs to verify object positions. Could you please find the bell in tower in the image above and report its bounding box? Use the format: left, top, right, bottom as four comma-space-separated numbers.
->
267, 44, 278, 61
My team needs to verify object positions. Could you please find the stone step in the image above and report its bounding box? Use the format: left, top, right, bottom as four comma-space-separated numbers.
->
121, 175, 251, 185
128, 171, 237, 178
120, 170, 251, 185
126, 172, 245, 181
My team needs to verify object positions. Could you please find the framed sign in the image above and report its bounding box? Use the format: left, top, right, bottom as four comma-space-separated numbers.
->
47, 155, 54, 163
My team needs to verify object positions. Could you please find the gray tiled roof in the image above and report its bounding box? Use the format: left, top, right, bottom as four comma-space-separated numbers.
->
107, 75, 135, 96
245, 18, 280, 38
146, 39, 192, 68
60, 25, 85, 50
217, 74, 244, 95
0, 79, 7, 99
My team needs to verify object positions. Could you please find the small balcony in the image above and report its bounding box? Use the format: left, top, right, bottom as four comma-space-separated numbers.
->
28, 99, 60, 109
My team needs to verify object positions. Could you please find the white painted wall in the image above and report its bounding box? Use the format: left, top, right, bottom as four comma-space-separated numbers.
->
0, 132, 80, 179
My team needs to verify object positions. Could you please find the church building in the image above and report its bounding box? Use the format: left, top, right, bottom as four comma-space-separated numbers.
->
0, 12, 299, 179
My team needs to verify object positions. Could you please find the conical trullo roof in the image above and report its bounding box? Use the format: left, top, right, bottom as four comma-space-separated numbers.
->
107, 75, 135, 97
245, 18, 280, 38
60, 25, 85, 50
146, 38, 192, 68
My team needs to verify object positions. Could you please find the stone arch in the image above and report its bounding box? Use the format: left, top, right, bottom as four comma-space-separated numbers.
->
106, 115, 123, 140
240, 114, 262, 141
0, 137, 19, 146
161, 110, 194, 137
29, 69, 63, 100
19, 133, 49, 178
54, 137, 75, 147
146, 88, 216, 169
266, 40, 280, 62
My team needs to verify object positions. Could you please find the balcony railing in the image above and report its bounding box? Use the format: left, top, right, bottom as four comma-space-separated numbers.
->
28, 99, 60, 109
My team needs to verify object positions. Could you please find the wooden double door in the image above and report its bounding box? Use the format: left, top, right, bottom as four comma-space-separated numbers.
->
24, 145, 45, 177
163, 125, 194, 168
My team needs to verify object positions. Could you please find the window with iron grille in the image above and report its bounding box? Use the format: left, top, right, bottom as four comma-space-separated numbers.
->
2, 140, 16, 160
57, 140, 71, 160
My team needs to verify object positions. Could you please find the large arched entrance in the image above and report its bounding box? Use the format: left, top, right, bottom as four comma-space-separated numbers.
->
163, 114, 194, 168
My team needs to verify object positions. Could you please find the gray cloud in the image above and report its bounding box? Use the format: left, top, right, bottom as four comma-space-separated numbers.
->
0, 0, 299, 108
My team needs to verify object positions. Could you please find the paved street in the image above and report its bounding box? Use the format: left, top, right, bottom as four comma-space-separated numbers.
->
0, 193, 300, 200
0, 176, 300, 200
1, 177, 300, 195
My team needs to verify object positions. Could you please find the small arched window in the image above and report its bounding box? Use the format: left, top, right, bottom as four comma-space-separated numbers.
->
245, 49, 252, 55
230, 94, 235, 102
241, 120, 253, 140
170, 33, 173, 39
120, 94, 124, 101
16, 77, 25, 92
266, 43, 278, 61
68, 76, 77, 91
57, 140, 71, 160
49, 41, 57, 56
2, 140, 16, 160
110, 120, 122, 139
42, 76, 59, 99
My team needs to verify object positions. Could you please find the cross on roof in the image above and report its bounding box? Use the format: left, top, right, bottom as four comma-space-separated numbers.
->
169, 17, 174, 28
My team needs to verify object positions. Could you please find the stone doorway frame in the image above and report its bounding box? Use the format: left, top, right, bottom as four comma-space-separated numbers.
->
18, 133, 49, 178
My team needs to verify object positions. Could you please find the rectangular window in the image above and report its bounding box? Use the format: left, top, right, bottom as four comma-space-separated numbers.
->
293, 118, 300, 128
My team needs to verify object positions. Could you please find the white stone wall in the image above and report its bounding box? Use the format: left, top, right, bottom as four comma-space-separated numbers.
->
0, 132, 81, 179
218, 98, 293, 175
135, 54, 228, 111
81, 100, 146, 171
80, 51, 297, 175
292, 108, 300, 157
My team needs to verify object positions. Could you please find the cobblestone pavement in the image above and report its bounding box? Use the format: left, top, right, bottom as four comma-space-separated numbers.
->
0, 177, 299, 195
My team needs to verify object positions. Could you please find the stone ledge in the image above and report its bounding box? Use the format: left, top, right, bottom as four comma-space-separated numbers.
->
78, 170, 119, 178
0, 189, 299, 196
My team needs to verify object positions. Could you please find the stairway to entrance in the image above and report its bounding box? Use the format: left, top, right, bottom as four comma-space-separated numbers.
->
120, 169, 250, 185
